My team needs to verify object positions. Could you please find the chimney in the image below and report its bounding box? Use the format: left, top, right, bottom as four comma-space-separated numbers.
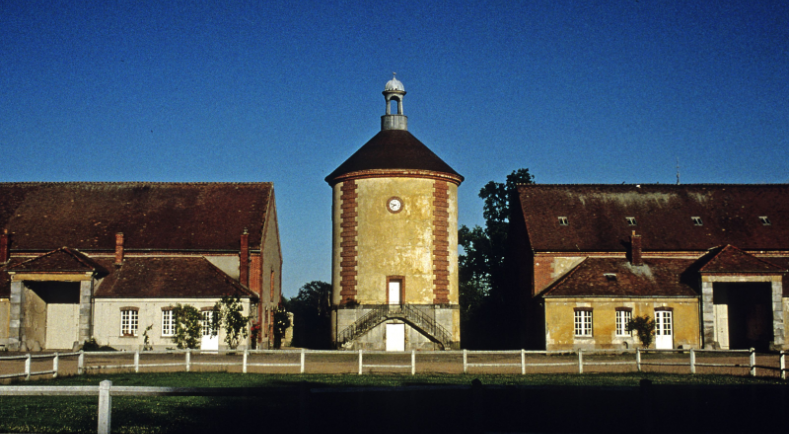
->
0, 229, 9, 264
630, 230, 643, 266
239, 229, 249, 287
115, 232, 124, 266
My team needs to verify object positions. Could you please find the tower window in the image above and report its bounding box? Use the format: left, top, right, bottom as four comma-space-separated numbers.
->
692, 216, 703, 226
558, 216, 568, 226
759, 216, 771, 226
626, 217, 637, 226
389, 99, 402, 115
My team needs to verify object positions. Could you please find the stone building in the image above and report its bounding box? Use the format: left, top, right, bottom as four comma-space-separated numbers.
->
0, 182, 282, 351
511, 184, 789, 351
326, 76, 463, 350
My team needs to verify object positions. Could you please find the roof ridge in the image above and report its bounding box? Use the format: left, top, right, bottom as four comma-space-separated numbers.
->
0, 181, 273, 186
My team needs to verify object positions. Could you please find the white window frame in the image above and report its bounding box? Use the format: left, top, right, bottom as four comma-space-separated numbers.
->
615, 310, 632, 337
574, 309, 592, 337
162, 310, 175, 337
121, 309, 139, 336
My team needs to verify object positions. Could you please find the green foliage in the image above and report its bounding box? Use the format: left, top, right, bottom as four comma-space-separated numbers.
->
213, 296, 250, 350
272, 306, 292, 349
459, 168, 534, 349
142, 324, 154, 351
173, 304, 202, 349
626, 314, 657, 349
82, 337, 116, 352
285, 281, 332, 348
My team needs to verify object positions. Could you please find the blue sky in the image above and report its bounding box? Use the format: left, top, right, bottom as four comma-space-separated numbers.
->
2, 1, 788, 297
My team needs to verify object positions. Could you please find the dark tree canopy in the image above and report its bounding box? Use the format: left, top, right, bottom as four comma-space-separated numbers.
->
284, 281, 332, 349
459, 168, 533, 349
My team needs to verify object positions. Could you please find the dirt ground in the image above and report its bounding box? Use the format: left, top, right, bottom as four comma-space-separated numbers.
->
1, 349, 783, 382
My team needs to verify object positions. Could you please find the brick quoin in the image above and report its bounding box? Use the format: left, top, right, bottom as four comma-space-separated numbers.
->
340, 180, 358, 303
432, 180, 450, 304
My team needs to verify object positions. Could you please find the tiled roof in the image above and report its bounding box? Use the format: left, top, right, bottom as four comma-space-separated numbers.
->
6, 247, 107, 274
516, 184, 789, 252
325, 130, 462, 184
698, 245, 788, 274
94, 257, 257, 299
0, 182, 272, 251
543, 257, 699, 298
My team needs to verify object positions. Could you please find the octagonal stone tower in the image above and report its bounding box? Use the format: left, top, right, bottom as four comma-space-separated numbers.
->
326, 76, 464, 350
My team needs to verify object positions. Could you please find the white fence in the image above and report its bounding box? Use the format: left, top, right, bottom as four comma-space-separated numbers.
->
1, 348, 787, 379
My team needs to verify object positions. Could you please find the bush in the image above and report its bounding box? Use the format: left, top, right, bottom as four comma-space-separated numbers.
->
626, 315, 656, 349
173, 304, 202, 349
212, 296, 250, 350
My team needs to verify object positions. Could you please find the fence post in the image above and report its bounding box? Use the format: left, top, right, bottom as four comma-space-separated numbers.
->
24, 354, 31, 381
53, 352, 59, 379
98, 379, 112, 434
78, 350, 84, 375
300, 348, 306, 374
521, 349, 526, 375
243, 349, 248, 374
750, 347, 756, 377
411, 350, 416, 376
186, 350, 191, 372
358, 349, 363, 376
463, 349, 468, 374
781, 351, 786, 381
636, 348, 641, 373
690, 348, 695, 374
134, 350, 140, 373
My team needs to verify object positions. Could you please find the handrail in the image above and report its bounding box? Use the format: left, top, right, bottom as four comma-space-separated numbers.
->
336, 304, 453, 349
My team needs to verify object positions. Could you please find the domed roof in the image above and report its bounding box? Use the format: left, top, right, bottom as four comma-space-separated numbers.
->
325, 130, 463, 185
384, 75, 405, 92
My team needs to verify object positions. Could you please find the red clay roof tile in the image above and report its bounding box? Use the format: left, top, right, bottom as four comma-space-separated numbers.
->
517, 184, 789, 252
698, 245, 788, 274
543, 257, 699, 298
0, 182, 272, 251
95, 257, 257, 299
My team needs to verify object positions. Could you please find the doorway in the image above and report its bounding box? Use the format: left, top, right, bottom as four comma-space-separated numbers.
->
201, 310, 219, 351
386, 323, 405, 351
655, 310, 673, 349
388, 279, 402, 305
713, 282, 773, 350
25, 282, 80, 350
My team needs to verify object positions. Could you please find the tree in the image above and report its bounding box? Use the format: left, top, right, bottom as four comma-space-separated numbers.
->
626, 315, 657, 349
172, 304, 202, 349
459, 168, 534, 349
212, 295, 250, 350
272, 306, 291, 349
285, 281, 332, 349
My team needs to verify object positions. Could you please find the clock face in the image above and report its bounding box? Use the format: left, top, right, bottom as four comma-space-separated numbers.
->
387, 197, 403, 213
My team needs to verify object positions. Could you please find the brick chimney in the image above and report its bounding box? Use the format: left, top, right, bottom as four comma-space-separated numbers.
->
115, 232, 124, 266
630, 230, 643, 266
0, 229, 8, 264
239, 229, 249, 287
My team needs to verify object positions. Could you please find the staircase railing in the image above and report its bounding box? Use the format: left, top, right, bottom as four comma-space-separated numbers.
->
336, 304, 453, 349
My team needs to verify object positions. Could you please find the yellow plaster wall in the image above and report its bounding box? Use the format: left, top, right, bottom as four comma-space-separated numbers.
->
331, 177, 458, 305
0, 299, 9, 341
544, 297, 700, 350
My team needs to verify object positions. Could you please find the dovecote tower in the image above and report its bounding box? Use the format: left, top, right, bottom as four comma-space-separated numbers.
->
325, 76, 464, 350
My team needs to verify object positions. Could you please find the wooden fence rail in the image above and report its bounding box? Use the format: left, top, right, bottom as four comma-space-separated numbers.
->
1, 348, 787, 380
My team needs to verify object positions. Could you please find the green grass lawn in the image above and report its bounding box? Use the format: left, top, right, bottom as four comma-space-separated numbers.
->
1, 372, 788, 433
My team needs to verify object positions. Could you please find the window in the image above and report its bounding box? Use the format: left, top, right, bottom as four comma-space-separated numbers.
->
574, 309, 592, 337
692, 216, 703, 226
201, 310, 215, 337
615, 309, 632, 337
120, 309, 139, 336
558, 216, 569, 226
760, 216, 771, 226
626, 216, 637, 226
162, 309, 174, 337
